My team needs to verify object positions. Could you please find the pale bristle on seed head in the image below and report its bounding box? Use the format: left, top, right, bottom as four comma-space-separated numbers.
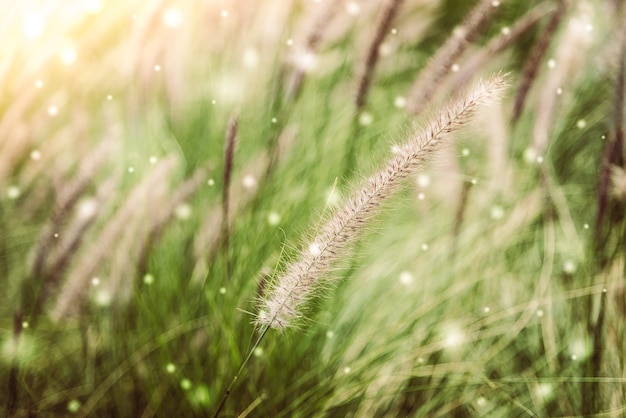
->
258, 73, 507, 329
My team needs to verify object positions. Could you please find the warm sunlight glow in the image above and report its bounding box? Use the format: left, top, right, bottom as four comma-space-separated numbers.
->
1, 0, 622, 415
84, 0, 103, 14
162, 8, 182, 27
22, 14, 45, 38
60, 48, 78, 65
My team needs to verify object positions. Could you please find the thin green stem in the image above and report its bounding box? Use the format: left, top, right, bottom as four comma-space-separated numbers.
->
213, 325, 270, 418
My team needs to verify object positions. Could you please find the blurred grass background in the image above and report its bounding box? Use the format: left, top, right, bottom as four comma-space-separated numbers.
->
1, 0, 625, 416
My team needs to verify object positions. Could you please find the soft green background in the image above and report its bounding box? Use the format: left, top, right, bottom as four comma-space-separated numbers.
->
1, 0, 624, 416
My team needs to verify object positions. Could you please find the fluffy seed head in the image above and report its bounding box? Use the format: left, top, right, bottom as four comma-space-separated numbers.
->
258, 74, 507, 329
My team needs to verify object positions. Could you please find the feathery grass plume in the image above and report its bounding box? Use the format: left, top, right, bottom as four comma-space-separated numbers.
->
19, 139, 112, 323
45, 182, 116, 283
107, 174, 172, 305
449, 3, 551, 92
532, 5, 593, 156
136, 166, 207, 278
354, 0, 404, 112
29, 178, 117, 322
30, 139, 112, 281
258, 73, 507, 329
51, 156, 177, 320
266, 0, 339, 182
221, 112, 239, 276
191, 126, 297, 285
512, 0, 568, 122
284, 0, 341, 101
343, 0, 404, 177
406, 0, 503, 116
595, 22, 626, 253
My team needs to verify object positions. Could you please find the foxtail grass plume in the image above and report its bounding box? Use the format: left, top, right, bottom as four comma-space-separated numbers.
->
191, 126, 298, 285
222, 112, 239, 275
512, 0, 568, 122
449, 4, 550, 92
285, 1, 340, 101
596, 25, 626, 242
258, 73, 507, 329
354, 0, 404, 111
52, 156, 178, 320
406, 0, 502, 116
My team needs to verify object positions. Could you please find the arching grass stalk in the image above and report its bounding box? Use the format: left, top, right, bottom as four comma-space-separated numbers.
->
217, 73, 506, 417
259, 73, 507, 330
214, 240, 290, 418
212, 324, 271, 418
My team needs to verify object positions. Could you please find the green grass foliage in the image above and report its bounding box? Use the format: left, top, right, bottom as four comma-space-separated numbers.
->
1, 0, 625, 416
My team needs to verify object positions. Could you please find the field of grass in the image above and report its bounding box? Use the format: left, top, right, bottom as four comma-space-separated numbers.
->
1, 0, 625, 416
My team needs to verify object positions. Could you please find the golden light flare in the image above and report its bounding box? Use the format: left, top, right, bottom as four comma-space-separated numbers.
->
8, 1, 109, 73
13, 0, 106, 41
22, 13, 45, 38
2, 0, 191, 96
60, 47, 77, 65
0, 0, 308, 125
162, 8, 182, 28
84, 0, 103, 14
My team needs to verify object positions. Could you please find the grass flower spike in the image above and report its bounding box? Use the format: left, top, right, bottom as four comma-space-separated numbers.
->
259, 74, 507, 329
4, 2, 626, 416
